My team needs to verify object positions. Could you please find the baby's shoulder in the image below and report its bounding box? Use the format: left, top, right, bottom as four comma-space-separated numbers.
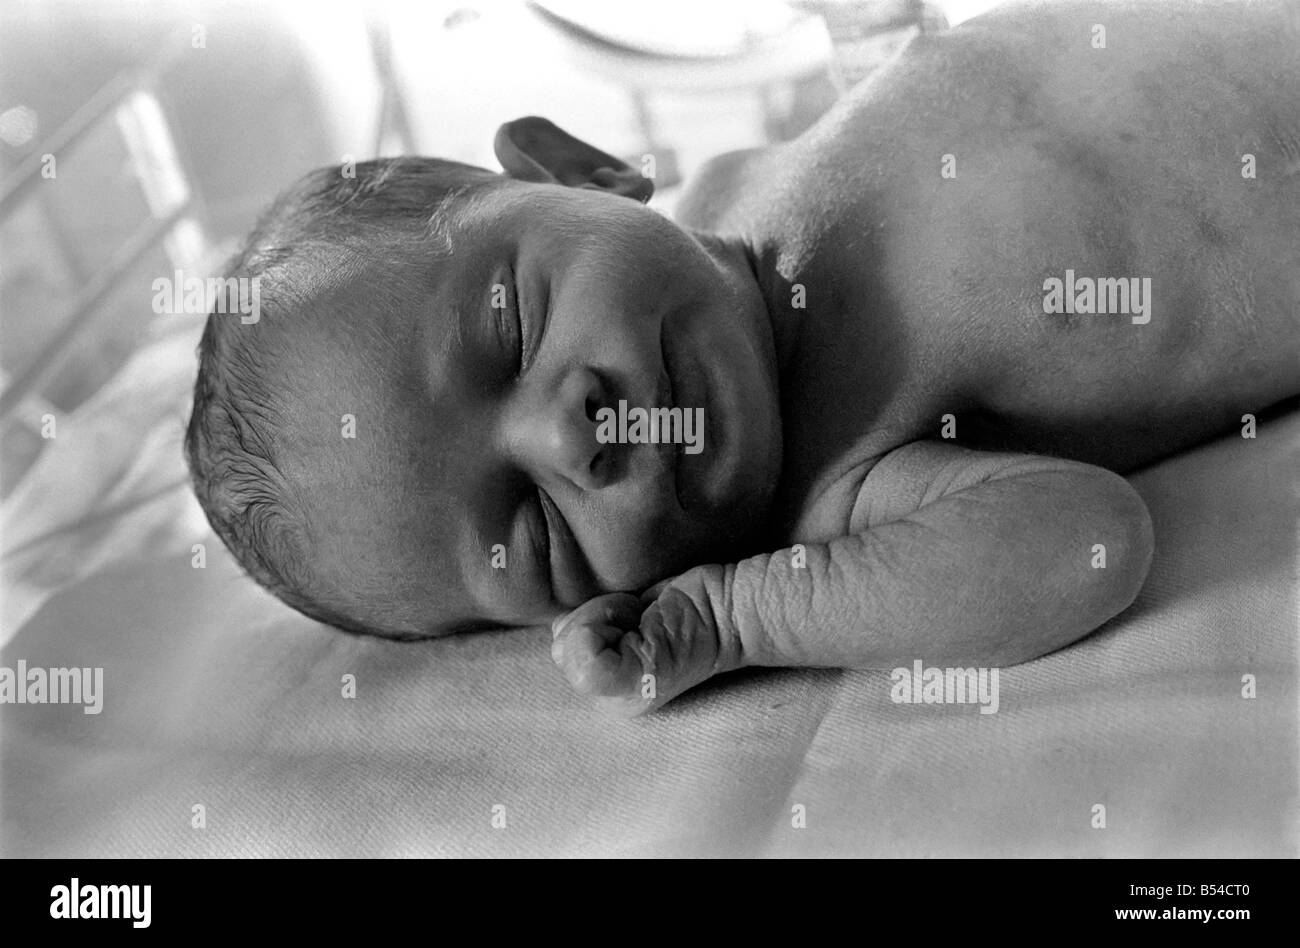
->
672, 147, 770, 232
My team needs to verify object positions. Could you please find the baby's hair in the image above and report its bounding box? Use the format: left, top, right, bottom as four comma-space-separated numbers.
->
185, 156, 497, 638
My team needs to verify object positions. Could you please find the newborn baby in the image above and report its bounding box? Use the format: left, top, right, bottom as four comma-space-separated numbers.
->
186, 0, 1299, 716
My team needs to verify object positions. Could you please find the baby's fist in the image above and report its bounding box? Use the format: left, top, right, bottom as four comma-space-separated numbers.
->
550, 569, 739, 717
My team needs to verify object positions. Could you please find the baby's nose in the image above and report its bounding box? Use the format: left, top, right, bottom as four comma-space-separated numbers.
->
512, 367, 617, 491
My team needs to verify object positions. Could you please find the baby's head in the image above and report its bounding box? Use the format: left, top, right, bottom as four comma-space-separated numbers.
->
186, 118, 783, 638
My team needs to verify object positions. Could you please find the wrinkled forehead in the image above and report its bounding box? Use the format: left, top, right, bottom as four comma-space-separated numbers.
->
271, 250, 560, 633
272, 393, 475, 634
252, 284, 465, 631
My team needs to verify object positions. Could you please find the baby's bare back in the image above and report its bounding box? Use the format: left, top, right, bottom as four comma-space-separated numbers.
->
556, 1, 1299, 715
685, 0, 1300, 480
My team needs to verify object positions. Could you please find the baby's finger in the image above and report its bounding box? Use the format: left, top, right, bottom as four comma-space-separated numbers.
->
550, 592, 641, 640
553, 625, 650, 699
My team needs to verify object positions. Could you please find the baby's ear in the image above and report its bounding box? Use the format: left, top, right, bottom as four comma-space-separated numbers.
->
493, 116, 653, 203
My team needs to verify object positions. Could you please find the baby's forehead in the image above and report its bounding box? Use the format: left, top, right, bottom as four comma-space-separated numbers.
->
274, 330, 520, 628
284, 415, 485, 633
275, 186, 573, 628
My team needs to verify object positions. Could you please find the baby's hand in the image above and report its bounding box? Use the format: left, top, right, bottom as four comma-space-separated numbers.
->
550, 567, 742, 717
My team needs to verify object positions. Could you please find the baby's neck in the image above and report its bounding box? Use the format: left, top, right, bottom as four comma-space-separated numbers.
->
689, 228, 803, 382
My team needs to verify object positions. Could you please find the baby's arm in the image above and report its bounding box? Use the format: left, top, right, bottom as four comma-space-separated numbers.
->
551, 442, 1153, 716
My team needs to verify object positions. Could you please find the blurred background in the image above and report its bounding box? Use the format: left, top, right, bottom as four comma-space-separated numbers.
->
0, 0, 999, 631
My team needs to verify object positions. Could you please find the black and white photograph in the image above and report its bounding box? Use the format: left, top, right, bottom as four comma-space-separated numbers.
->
1, 0, 1297, 880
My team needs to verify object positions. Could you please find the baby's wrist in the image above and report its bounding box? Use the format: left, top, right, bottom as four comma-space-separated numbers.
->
671, 561, 747, 675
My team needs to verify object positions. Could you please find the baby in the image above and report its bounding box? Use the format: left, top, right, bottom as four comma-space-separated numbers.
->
186, 0, 1299, 716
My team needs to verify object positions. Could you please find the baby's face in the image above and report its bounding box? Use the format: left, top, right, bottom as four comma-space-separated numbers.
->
309, 181, 782, 631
